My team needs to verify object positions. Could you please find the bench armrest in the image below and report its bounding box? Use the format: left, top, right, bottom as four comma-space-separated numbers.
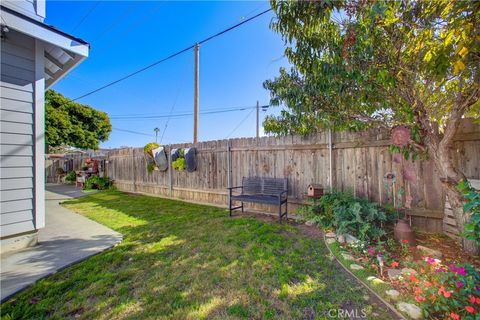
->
278, 190, 288, 199
227, 186, 243, 190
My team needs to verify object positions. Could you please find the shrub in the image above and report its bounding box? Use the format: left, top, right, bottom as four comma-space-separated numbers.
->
84, 175, 110, 190
65, 171, 77, 182
458, 180, 480, 245
297, 191, 396, 241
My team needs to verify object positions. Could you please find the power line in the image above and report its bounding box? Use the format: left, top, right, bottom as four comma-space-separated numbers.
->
69, 8, 272, 103
110, 105, 265, 117
71, 0, 101, 33
112, 127, 152, 137
226, 108, 256, 138
110, 105, 268, 120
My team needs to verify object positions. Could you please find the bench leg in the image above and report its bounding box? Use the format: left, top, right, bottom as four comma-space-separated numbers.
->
241, 202, 244, 213
229, 197, 232, 217
278, 203, 282, 223
285, 201, 288, 220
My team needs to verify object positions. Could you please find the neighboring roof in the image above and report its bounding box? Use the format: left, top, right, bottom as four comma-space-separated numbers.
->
0, 5, 90, 88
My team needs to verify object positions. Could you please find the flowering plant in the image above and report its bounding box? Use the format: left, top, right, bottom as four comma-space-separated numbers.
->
403, 257, 480, 319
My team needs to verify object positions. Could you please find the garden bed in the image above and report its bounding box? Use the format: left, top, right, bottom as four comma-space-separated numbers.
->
299, 188, 480, 320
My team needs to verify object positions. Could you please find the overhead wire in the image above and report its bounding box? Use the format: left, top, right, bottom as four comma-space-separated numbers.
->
71, 0, 101, 32
110, 105, 267, 120
113, 127, 153, 137
67, 8, 272, 103
226, 108, 256, 138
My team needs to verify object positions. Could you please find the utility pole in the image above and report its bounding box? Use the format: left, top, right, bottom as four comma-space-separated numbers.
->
193, 43, 200, 144
256, 101, 260, 138
154, 127, 160, 143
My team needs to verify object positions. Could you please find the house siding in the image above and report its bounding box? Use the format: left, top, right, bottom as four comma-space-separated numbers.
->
0, 30, 36, 238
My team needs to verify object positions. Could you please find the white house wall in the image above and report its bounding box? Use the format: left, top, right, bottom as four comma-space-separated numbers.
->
0, 29, 38, 238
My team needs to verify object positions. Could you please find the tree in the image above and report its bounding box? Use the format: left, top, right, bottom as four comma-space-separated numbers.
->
265, 0, 480, 253
46, 89, 112, 150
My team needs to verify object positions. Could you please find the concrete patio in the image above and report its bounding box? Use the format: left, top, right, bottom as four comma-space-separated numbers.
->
0, 185, 123, 302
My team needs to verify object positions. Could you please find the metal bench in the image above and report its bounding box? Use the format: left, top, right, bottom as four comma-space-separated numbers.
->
227, 177, 288, 222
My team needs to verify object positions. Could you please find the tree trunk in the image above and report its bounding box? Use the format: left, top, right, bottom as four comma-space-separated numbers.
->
428, 119, 480, 256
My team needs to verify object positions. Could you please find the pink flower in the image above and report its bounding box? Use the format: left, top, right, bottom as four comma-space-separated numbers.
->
457, 267, 467, 276
449, 264, 457, 272
466, 306, 476, 314
426, 257, 436, 265
368, 246, 375, 257
456, 282, 464, 287
435, 268, 446, 273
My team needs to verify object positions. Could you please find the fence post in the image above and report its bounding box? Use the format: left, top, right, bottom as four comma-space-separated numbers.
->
328, 128, 333, 190
227, 140, 232, 205
168, 147, 173, 197
132, 148, 137, 193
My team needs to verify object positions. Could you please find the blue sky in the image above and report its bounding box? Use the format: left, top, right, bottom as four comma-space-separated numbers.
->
47, 1, 289, 148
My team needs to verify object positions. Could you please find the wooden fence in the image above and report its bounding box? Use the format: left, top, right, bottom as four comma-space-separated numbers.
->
106, 118, 479, 233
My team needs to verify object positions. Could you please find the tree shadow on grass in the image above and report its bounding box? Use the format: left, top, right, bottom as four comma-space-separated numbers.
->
2, 191, 395, 320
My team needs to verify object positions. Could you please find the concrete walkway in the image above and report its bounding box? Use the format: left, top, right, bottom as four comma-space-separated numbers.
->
0, 185, 122, 302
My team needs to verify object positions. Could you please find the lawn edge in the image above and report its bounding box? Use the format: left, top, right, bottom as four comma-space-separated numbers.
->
323, 234, 408, 320
0, 241, 122, 304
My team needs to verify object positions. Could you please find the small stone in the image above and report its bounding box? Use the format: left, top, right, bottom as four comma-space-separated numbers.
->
417, 245, 442, 259
386, 289, 400, 300
341, 253, 355, 260
372, 278, 385, 285
325, 238, 336, 244
325, 232, 336, 238
387, 268, 402, 280
363, 295, 370, 301
345, 234, 359, 244
337, 234, 346, 243
397, 302, 423, 319
367, 277, 386, 285
305, 220, 315, 226
350, 264, 364, 270
401, 268, 417, 275
128, 257, 133, 262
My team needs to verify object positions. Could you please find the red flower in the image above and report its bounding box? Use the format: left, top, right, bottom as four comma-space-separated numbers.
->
409, 274, 419, 283
469, 295, 476, 304
450, 312, 460, 320
415, 295, 426, 303
424, 281, 432, 287
465, 306, 475, 314
438, 286, 452, 298
405, 257, 411, 262
391, 261, 399, 268
476, 297, 480, 305
402, 239, 409, 244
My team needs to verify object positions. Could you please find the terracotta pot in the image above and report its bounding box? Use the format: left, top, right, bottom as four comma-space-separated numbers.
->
394, 219, 416, 246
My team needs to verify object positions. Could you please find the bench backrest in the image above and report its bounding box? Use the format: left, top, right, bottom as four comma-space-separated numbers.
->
242, 177, 287, 196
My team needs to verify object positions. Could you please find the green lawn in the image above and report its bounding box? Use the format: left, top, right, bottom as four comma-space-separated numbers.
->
2, 191, 392, 319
